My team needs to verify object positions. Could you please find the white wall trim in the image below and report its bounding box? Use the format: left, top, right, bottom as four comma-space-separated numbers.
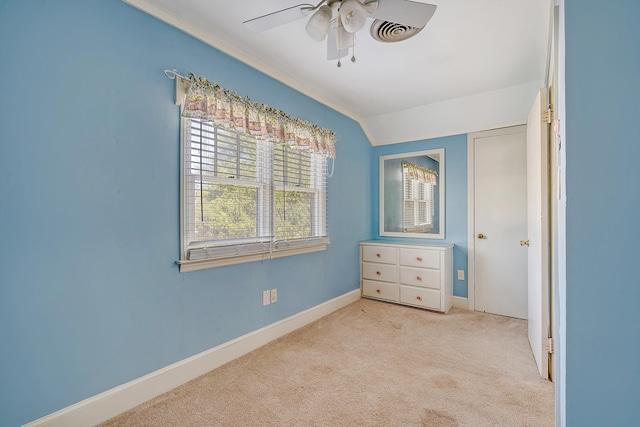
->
467, 133, 477, 312
452, 296, 469, 310
23, 290, 361, 427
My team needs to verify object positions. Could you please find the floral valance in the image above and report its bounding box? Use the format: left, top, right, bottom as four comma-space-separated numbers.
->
181, 73, 336, 158
402, 162, 437, 184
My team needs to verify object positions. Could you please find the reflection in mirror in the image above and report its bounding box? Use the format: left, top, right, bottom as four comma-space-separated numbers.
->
380, 148, 445, 239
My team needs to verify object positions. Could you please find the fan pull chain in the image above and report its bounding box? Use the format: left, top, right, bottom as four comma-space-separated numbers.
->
351, 40, 356, 63
337, 21, 342, 68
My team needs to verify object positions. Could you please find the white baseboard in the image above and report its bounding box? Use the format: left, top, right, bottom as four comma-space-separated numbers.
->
452, 296, 469, 310
23, 289, 361, 427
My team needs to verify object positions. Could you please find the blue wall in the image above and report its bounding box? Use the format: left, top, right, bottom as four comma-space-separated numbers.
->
0, 1, 372, 425
372, 135, 468, 297
564, 0, 640, 425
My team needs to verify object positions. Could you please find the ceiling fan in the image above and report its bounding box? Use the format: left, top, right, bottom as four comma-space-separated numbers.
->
243, 0, 437, 66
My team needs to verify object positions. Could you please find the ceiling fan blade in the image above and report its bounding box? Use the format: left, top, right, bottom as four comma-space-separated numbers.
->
326, 25, 349, 60
243, 4, 314, 32
371, 0, 436, 28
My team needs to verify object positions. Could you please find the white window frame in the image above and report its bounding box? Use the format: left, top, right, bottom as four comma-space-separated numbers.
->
177, 118, 329, 272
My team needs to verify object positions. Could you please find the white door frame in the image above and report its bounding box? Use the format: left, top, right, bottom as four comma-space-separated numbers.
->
467, 125, 527, 311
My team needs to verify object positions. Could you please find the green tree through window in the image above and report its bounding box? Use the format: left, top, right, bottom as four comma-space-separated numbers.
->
182, 118, 327, 261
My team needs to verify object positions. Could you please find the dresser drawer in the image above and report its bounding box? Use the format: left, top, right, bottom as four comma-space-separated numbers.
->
363, 280, 398, 301
399, 267, 441, 289
399, 285, 441, 310
399, 248, 440, 269
362, 262, 397, 283
362, 245, 397, 264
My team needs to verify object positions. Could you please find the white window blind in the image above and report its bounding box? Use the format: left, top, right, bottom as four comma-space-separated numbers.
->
403, 168, 434, 233
181, 118, 328, 267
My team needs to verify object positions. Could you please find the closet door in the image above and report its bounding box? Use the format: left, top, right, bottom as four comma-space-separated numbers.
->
471, 126, 528, 320
527, 88, 551, 380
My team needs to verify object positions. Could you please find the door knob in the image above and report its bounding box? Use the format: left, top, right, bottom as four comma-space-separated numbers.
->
520, 240, 530, 247
477, 233, 485, 239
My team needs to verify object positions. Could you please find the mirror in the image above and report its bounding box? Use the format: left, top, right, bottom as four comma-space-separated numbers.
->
379, 148, 445, 239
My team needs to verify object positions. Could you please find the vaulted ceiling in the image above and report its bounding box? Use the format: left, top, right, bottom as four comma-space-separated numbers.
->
125, 0, 550, 145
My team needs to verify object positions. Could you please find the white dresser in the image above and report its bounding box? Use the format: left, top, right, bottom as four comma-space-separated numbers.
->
360, 240, 454, 313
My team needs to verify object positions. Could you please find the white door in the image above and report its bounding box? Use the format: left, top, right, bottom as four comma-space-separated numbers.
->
527, 88, 551, 379
472, 127, 528, 319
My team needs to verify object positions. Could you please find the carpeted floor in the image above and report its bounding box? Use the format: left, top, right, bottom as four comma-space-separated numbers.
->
100, 299, 554, 426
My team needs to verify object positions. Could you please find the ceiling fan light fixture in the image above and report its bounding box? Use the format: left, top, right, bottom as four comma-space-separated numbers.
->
305, 5, 333, 41
339, 0, 366, 33
243, 0, 437, 67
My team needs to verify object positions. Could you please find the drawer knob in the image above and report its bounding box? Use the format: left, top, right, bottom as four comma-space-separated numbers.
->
416, 257, 422, 262
376, 271, 381, 275
416, 296, 422, 301
416, 276, 422, 281
376, 253, 381, 258
376, 289, 381, 293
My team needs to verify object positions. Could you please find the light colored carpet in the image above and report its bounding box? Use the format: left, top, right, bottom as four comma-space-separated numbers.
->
100, 299, 554, 426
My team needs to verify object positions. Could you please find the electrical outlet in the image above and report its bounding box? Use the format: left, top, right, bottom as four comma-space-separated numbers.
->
457, 270, 465, 281
262, 290, 271, 306
270, 288, 278, 303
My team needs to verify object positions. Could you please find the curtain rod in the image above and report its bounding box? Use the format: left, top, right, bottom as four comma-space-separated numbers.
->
164, 69, 188, 80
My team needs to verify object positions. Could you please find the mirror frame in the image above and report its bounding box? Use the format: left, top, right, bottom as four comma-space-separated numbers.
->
379, 148, 445, 239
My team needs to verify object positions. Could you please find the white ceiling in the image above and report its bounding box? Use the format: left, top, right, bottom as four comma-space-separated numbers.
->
125, 0, 550, 145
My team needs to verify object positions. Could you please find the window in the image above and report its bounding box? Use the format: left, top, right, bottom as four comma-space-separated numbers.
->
273, 145, 327, 245
402, 164, 435, 233
180, 118, 328, 271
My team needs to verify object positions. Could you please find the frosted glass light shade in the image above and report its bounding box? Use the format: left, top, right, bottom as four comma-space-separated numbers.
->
362, 0, 379, 14
339, 0, 366, 33
305, 5, 332, 41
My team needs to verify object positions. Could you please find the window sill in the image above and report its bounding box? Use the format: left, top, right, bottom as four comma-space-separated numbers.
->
176, 243, 328, 272
403, 224, 434, 233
